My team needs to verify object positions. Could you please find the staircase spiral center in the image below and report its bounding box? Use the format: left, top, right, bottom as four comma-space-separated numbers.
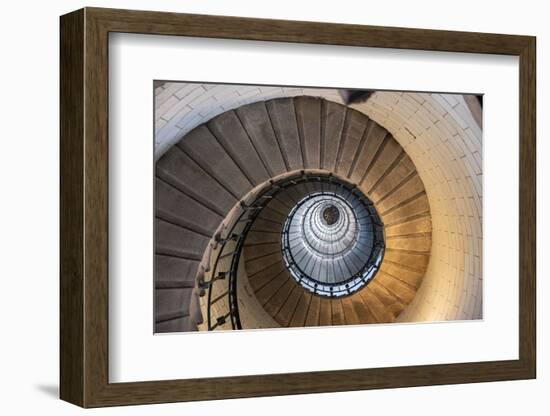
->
322, 205, 340, 225
280, 179, 385, 298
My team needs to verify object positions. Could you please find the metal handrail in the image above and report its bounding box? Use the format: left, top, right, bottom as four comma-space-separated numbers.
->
281, 189, 385, 298
204, 171, 383, 330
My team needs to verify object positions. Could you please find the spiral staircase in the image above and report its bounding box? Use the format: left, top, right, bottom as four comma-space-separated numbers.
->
155, 96, 432, 333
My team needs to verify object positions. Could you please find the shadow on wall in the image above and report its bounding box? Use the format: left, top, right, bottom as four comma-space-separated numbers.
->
34, 384, 59, 399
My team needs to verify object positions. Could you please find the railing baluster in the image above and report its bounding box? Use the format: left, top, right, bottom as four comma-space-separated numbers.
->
205, 173, 386, 331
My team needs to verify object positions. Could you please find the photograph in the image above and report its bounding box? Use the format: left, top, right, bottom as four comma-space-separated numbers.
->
50, 4, 537, 410
153, 82, 483, 333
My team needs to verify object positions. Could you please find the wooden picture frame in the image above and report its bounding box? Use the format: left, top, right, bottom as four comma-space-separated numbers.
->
60, 7, 536, 408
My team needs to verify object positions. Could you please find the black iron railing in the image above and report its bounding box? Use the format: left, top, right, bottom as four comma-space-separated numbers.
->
201, 171, 385, 330
281, 186, 385, 298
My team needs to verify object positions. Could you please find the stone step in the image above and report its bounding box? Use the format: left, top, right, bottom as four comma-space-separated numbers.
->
288, 291, 313, 327
208, 110, 270, 185
155, 287, 194, 322
305, 295, 321, 326
255, 270, 291, 306
381, 194, 430, 225
335, 110, 370, 178
386, 235, 432, 253
368, 280, 405, 319
361, 136, 404, 193
176, 125, 253, 198
243, 241, 280, 259
370, 154, 416, 203
355, 293, 381, 324
244, 230, 280, 245
275, 284, 304, 327
284, 182, 311, 201
341, 296, 369, 325
376, 175, 426, 215
247, 260, 286, 291
189, 290, 203, 325
319, 298, 332, 326
256, 206, 287, 224
254, 205, 286, 225
375, 271, 417, 304
384, 216, 432, 237
155, 177, 222, 237
303, 180, 324, 194
358, 287, 394, 323
275, 184, 303, 206
348, 122, 388, 185
383, 249, 430, 273
271, 191, 299, 211
155, 255, 199, 289
263, 197, 291, 217
245, 252, 282, 276
248, 217, 282, 233
265, 98, 303, 171
263, 275, 296, 318
155, 218, 210, 260
321, 100, 347, 171
294, 96, 322, 169
156, 315, 196, 333
331, 299, 346, 325
156, 148, 236, 216
380, 261, 425, 289
236, 102, 287, 177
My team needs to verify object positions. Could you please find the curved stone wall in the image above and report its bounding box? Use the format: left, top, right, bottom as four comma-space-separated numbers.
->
353, 93, 482, 321
155, 83, 482, 323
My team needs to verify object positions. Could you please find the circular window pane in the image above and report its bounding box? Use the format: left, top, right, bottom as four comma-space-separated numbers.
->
281, 187, 385, 297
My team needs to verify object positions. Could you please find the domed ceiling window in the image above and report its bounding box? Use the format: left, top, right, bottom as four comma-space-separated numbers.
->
281, 190, 384, 297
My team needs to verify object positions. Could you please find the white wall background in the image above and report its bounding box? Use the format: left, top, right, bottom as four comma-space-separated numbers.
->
154, 85, 484, 322
0, 0, 545, 414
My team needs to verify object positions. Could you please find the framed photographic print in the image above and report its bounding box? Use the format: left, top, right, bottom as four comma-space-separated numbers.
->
60, 7, 536, 408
